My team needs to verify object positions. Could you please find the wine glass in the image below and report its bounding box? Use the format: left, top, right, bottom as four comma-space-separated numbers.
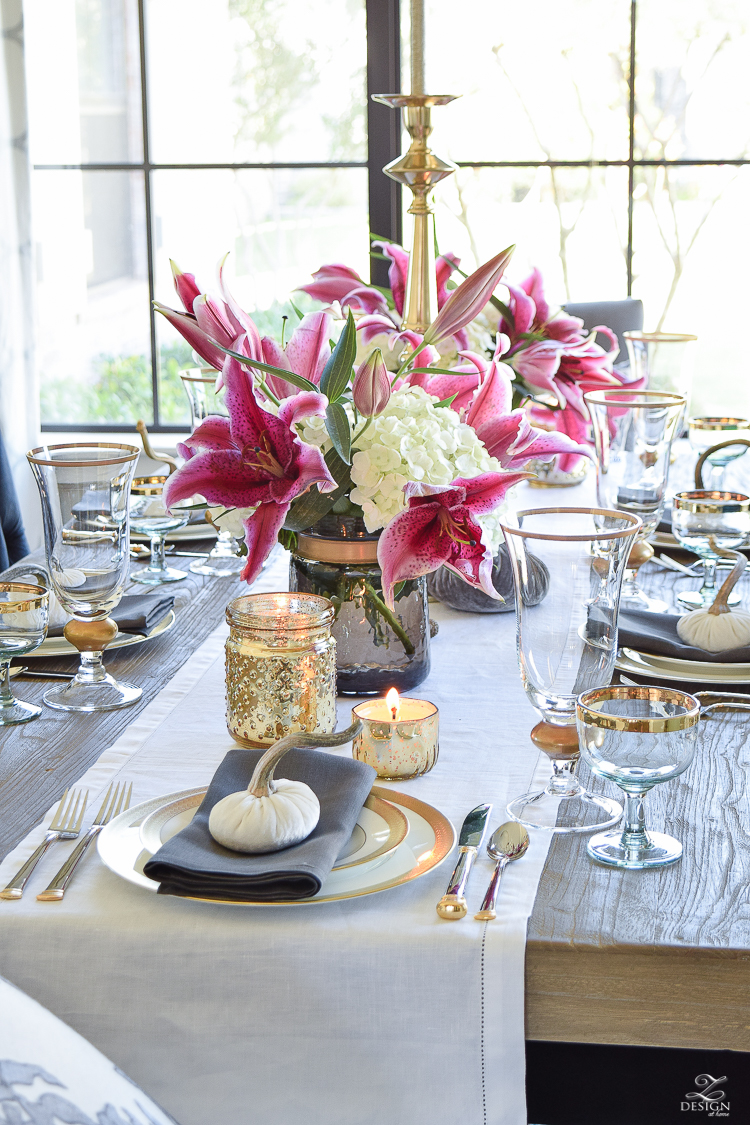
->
499, 506, 640, 834
624, 331, 697, 402
0, 583, 49, 724
129, 476, 192, 585
672, 491, 750, 609
585, 389, 686, 613
577, 684, 699, 868
27, 443, 142, 712
688, 417, 750, 491
180, 369, 245, 578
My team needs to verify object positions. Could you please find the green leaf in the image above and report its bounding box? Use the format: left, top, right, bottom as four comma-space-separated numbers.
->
434, 393, 459, 408
289, 299, 304, 321
320, 309, 357, 402
325, 401, 352, 464
283, 447, 352, 532
409, 366, 478, 377
219, 347, 318, 392
493, 299, 514, 326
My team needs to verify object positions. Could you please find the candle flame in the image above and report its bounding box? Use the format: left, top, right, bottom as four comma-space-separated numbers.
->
386, 687, 400, 721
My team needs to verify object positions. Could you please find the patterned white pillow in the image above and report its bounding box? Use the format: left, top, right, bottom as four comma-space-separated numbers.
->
0, 976, 179, 1124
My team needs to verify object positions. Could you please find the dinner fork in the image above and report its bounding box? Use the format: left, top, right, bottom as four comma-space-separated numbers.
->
36, 781, 132, 902
0, 788, 88, 900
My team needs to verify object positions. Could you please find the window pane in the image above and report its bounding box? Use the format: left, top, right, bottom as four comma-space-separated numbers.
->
36, 171, 152, 426
153, 167, 369, 422
25, 0, 142, 164
635, 1, 750, 160
410, 0, 630, 162
146, 0, 367, 164
428, 167, 628, 305
631, 164, 750, 416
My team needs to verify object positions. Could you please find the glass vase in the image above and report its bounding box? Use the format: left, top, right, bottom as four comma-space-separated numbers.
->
288, 516, 430, 695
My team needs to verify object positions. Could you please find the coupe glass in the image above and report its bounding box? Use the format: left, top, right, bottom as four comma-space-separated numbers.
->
27, 443, 142, 712
499, 506, 640, 833
0, 583, 49, 724
577, 685, 699, 868
585, 389, 686, 613
624, 331, 697, 402
688, 417, 750, 491
672, 491, 750, 609
130, 476, 191, 585
180, 369, 245, 577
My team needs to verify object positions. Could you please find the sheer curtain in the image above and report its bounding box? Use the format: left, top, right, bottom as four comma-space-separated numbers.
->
1, 0, 40, 550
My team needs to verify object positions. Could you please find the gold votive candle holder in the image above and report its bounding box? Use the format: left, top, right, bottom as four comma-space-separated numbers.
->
226, 592, 337, 748
351, 693, 439, 780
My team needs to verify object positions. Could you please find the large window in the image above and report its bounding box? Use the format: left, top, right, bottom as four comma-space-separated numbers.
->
26, 0, 750, 431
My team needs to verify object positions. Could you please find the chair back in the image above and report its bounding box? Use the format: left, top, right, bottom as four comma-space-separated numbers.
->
562, 299, 644, 364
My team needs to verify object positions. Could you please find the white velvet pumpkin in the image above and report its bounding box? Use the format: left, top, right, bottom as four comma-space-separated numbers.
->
208, 778, 320, 854
677, 608, 750, 653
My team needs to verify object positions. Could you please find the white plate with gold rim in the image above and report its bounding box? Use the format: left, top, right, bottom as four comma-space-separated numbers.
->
26, 609, 176, 659
616, 646, 750, 684
98, 785, 456, 905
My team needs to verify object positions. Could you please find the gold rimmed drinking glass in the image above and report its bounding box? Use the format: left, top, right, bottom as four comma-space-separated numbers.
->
0, 583, 49, 724
499, 507, 641, 834
129, 476, 191, 585
577, 685, 700, 868
624, 331, 697, 402
688, 417, 750, 491
27, 443, 142, 712
585, 389, 686, 613
671, 491, 750, 609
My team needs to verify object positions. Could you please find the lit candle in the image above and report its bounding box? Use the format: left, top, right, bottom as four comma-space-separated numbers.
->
411, 0, 425, 96
352, 688, 439, 780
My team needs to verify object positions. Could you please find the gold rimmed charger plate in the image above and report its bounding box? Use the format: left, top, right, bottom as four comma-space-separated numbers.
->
616, 646, 750, 684
98, 785, 456, 905
137, 787, 408, 871
27, 609, 176, 659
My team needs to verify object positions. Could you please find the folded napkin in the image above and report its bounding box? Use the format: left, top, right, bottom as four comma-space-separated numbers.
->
48, 593, 175, 638
143, 747, 377, 901
618, 609, 750, 663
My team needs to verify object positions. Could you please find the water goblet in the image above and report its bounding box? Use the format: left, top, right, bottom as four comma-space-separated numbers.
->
624, 331, 697, 402
499, 506, 640, 833
585, 389, 686, 613
0, 583, 49, 724
27, 443, 142, 712
672, 491, 750, 609
129, 476, 191, 585
577, 685, 700, 868
688, 418, 750, 491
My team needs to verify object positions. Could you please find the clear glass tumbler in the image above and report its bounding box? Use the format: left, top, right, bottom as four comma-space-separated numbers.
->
27, 443, 142, 712
0, 583, 49, 724
585, 389, 686, 613
624, 331, 697, 401
672, 491, 750, 609
577, 684, 700, 868
688, 417, 750, 491
129, 476, 190, 585
499, 506, 641, 833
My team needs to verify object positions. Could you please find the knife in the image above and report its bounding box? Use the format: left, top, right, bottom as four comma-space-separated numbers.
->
436, 803, 492, 920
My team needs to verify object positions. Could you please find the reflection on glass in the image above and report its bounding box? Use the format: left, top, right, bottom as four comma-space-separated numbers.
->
671, 490, 750, 610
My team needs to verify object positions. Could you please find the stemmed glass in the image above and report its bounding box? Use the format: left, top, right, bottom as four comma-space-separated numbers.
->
129, 476, 191, 586
0, 583, 49, 724
672, 491, 750, 609
180, 369, 245, 578
499, 506, 640, 833
624, 331, 697, 401
27, 443, 142, 712
577, 685, 699, 868
689, 418, 750, 490
585, 389, 686, 613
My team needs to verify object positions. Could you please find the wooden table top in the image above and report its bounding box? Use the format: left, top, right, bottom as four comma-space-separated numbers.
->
2, 548, 749, 1052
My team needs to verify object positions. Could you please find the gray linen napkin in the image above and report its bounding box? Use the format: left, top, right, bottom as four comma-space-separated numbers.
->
143, 747, 377, 901
618, 609, 750, 663
48, 593, 175, 638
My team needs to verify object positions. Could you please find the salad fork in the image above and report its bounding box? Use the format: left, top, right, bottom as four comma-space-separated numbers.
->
37, 781, 132, 901
0, 788, 88, 900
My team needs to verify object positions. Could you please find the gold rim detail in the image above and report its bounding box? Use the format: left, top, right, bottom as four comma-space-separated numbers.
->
673, 490, 750, 514
499, 507, 641, 542
27, 442, 139, 468
577, 685, 700, 732
0, 582, 49, 612
295, 534, 380, 564
583, 389, 687, 410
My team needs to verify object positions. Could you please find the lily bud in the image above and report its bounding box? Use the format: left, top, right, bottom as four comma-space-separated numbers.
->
170, 259, 201, 314
352, 348, 391, 417
423, 244, 515, 346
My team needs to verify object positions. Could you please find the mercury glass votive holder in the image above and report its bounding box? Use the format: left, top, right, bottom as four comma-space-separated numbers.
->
225, 592, 337, 748
351, 698, 439, 780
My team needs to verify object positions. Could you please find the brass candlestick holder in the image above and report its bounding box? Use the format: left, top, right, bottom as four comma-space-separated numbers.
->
372, 93, 458, 332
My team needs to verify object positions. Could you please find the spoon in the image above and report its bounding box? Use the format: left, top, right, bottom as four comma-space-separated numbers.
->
474, 821, 530, 921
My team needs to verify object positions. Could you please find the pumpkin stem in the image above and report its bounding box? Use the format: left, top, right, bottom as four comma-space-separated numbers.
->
247, 719, 364, 798
707, 537, 746, 616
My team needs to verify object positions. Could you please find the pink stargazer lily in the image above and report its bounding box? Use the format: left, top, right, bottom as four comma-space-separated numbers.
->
297, 264, 388, 315
423, 245, 515, 346
378, 473, 529, 609
165, 357, 334, 585
373, 241, 461, 319
259, 311, 333, 401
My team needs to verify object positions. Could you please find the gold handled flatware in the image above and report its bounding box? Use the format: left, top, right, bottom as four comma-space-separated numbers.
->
436, 803, 492, 920
1, 789, 88, 900
474, 822, 530, 921
37, 781, 132, 901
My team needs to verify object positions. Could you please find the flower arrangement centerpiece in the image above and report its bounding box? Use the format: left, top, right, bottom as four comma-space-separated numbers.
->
157, 245, 604, 692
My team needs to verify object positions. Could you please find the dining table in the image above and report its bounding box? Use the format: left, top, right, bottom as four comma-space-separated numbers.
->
1, 464, 749, 1125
